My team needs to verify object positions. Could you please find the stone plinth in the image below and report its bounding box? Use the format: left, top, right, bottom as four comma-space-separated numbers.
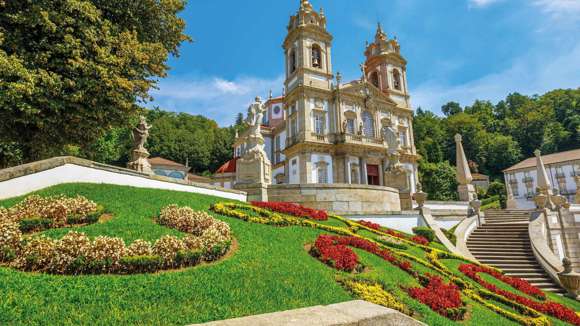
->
268, 183, 401, 215
190, 300, 425, 326
127, 148, 153, 174
234, 183, 268, 202
458, 184, 476, 202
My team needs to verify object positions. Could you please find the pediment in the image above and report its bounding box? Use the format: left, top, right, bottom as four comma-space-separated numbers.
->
340, 81, 398, 107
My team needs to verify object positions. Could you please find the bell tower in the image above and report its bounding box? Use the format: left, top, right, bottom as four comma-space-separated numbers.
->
364, 23, 409, 105
283, 0, 333, 92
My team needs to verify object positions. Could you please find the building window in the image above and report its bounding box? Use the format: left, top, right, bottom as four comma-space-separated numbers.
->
314, 113, 325, 135
290, 118, 298, 137
311, 44, 322, 68
362, 111, 375, 138
370, 71, 379, 88
274, 135, 281, 163
399, 130, 407, 147
289, 49, 297, 73
346, 118, 355, 134
316, 162, 328, 184
393, 69, 402, 90
350, 163, 360, 184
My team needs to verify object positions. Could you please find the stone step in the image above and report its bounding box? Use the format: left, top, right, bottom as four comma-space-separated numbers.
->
468, 235, 529, 240
479, 225, 529, 229
500, 267, 545, 274
467, 241, 530, 247
478, 258, 538, 264
470, 250, 532, 255
472, 229, 528, 233
485, 219, 530, 223
489, 263, 542, 269
506, 272, 549, 278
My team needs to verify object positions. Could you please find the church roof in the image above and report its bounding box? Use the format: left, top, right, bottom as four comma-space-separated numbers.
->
503, 148, 580, 172
216, 157, 238, 174
149, 157, 190, 171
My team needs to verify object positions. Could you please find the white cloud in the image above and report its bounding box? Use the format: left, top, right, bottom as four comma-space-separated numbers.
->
532, 0, 580, 22
411, 42, 580, 113
469, 0, 503, 8
149, 74, 284, 126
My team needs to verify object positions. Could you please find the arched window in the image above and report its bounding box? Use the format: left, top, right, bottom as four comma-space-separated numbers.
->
362, 111, 375, 138
311, 44, 322, 68
393, 69, 402, 90
370, 71, 379, 88
289, 49, 297, 73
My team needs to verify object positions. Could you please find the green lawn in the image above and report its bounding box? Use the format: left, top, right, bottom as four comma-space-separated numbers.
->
0, 183, 578, 325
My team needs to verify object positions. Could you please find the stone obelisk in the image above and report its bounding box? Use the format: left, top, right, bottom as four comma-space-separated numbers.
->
455, 134, 476, 201
535, 149, 554, 208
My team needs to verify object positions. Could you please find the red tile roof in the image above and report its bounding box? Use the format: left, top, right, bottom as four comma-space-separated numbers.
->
216, 157, 238, 174
149, 157, 189, 169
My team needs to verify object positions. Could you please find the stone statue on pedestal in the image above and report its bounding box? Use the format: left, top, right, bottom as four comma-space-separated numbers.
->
235, 97, 272, 187
383, 122, 400, 154
127, 116, 153, 174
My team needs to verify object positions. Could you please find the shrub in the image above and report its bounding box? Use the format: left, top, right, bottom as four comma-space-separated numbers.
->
86, 236, 126, 272
153, 235, 186, 267
176, 250, 203, 266
203, 241, 231, 262
19, 218, 53, 233
14, 236, 56, 271
183, 235, 203, 251
412, 227, 435, 242
0, 220, 22, 261
158, 205, 214, 236
120, 255, 163, 274
52, 231, 91, 273
126, 239, 153, 256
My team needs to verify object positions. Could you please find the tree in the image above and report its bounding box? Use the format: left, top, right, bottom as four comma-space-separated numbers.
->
413, 108, 446, 163
481, 133, 522, 178
0, 0, 188, 161
419, 161, 458, 201
441, 102, 463, 117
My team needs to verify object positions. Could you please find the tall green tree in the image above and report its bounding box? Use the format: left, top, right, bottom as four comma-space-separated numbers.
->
0, 0, 188, 161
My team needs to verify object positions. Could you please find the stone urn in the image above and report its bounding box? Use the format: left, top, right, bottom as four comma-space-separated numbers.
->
534, 194, 548, 210
552, 195, 567, 209
469, 199, 481, 215
558, 258, 580, 300
414, 191, 428, 208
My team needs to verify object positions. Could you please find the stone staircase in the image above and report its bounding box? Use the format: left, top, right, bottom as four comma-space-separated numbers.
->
467, 209, 565, 294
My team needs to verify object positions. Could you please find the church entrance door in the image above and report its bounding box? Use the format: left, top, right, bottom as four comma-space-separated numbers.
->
367, 164, 380, 186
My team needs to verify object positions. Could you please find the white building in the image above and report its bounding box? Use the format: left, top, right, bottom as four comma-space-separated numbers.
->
503, 149, 580, 208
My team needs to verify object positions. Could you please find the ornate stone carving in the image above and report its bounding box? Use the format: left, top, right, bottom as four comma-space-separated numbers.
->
558, 258, 580, 299
127, 116, 153, 174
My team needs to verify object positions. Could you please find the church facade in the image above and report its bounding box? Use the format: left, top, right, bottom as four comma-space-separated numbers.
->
214, 0, 419, 212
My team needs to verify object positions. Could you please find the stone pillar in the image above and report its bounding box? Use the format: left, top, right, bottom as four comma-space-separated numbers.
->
535, 150, 554, 209
575, 176, 580, 204
455, 134, 476, 201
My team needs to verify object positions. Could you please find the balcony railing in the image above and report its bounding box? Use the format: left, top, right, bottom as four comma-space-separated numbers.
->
523, 176, 534, 184
555, 172, 566, 179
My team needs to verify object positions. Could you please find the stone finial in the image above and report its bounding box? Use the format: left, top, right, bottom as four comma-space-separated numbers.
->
535, 149, 552, 193
455, 134, 472, 185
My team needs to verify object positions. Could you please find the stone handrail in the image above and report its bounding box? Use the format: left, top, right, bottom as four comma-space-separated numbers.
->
529, 210, 564, 287
452, 213, 479, 262
419, 207, 468, 258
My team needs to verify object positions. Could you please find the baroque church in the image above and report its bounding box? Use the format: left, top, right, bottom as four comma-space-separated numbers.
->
213, 0, 419, 211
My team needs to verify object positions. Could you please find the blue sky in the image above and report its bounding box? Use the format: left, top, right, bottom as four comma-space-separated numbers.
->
149, 0, 580, 126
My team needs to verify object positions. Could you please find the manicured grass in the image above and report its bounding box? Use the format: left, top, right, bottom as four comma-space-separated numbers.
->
0, 183, 578, 325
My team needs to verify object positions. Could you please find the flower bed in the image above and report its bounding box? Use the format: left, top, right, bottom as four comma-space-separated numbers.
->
212, 202, 580, 325
459, 264, 580, 325
250, 201, 328, 221
408, 275, 466, 320
0, 205, 232, 275
357, 219, 432, 245
0, 195, 103, 233
339, 278, 410, 315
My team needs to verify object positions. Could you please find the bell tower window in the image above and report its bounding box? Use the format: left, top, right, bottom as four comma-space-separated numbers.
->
370, 71, 379, 88
311, 44, 322, 68
289, 49, 297, 74
393, 69, 402, 90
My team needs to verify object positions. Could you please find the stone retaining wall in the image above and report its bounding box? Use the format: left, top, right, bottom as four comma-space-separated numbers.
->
267, 183, 401, 215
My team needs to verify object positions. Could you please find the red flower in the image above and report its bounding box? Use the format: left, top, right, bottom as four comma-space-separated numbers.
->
408, 275, 464, 319
459, 264, 580, 325
314, 235, 358, 271
251, 201, 328, 221
358, 220, 381, 230
411, 235, 429, 245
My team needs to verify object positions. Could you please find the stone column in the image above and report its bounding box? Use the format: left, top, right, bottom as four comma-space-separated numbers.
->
575, 175, 580, 204
455, 134, 476, 201
360, 157, 368, 185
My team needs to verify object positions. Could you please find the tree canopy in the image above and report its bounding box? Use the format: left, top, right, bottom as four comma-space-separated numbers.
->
413, 88, 580, 194
0, 0, 189, 162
